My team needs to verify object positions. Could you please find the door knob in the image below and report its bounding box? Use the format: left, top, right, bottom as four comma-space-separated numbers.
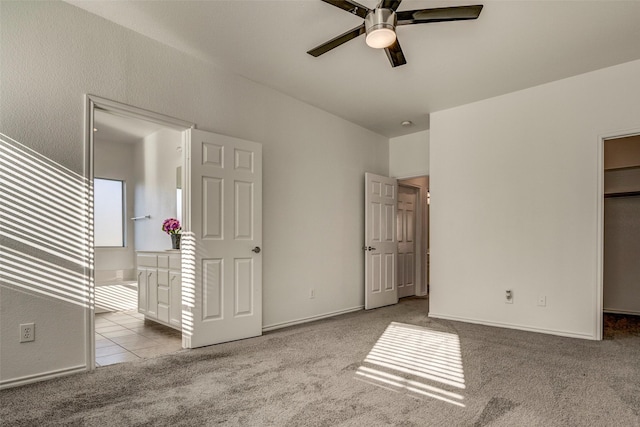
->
363, 246, 376, 251
252, 246, 261, 253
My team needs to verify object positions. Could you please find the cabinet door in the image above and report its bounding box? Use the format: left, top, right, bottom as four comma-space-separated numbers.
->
146, 269, 158, 318
169, 272, 182, 327
137, 268, 147, 314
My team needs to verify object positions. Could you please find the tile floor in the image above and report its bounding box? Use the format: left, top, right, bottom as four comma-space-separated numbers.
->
95, 310, 183, 367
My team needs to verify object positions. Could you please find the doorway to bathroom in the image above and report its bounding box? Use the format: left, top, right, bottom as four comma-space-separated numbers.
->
86, 95, 264, 368
91, 103, 188, 367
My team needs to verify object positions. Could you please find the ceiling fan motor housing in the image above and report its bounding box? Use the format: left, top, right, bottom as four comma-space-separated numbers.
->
365, 8, 397, 48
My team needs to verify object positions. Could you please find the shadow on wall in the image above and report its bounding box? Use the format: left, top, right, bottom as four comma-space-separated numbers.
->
0, 133, 92, 308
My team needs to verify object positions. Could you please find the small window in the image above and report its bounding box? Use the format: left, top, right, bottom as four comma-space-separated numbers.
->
94, 178, 125, 247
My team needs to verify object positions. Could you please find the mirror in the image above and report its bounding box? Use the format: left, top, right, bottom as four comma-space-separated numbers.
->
176, 166, 182, 224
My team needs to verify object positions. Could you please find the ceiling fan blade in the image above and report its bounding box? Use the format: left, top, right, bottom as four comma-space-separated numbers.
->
320, 0, 371, 19
380, 0, 403, 11
385, 39, 407, 68
307, 24, 366, 57
396, 5, 483, 25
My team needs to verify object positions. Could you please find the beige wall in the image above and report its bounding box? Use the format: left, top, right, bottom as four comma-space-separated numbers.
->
389, 130, 429, 178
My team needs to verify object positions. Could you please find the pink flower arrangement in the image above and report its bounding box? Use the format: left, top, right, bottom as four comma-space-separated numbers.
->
162, 218, 181, 235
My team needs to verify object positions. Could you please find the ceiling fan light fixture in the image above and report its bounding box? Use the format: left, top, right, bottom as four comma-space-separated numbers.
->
366, 28, 396, 49
365, 8, 397, 49
308, 2, 483, 68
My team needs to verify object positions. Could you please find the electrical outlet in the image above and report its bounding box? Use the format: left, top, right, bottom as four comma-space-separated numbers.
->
20, 323, 35, 343
310, 289, 315, 299
505, 290, 513, 304
538, 295, 547, 307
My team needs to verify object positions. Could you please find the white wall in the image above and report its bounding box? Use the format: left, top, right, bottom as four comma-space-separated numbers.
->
389, 130, 429, 178
430, 58, 640, 339
94, 140, 136, 283
0, 1, 388, 387
133, 128, 182, 251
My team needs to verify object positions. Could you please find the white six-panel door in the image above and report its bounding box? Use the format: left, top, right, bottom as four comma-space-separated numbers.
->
364, 173, 398, 310
183, 129, 262, 348
397, 186, 417, 298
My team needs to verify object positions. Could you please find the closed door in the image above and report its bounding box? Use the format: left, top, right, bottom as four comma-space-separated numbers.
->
143, 269, 158, 317
184, 129, 262, 348
397, 186, 417, 298
364, 173, 398, 309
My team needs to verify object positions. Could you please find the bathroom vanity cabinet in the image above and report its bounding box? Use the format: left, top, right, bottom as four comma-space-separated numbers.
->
137, 251, 181, 330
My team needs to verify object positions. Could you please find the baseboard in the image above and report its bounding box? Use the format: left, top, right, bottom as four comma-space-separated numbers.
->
0, 365, 86, 390
263, 305, 364, 332
428, 312, 596, 340
604, 308, 640, 316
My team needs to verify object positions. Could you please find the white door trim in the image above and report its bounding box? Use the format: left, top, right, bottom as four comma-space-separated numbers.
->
596, 127, 640, 341
83, 95, 194, 370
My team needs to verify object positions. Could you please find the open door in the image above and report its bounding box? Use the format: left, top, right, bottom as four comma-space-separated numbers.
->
397, 185, 417, 298
364, 173, 398, 309
183, 129, 262, 348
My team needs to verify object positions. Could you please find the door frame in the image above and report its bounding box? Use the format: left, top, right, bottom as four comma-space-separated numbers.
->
397, 176, 429, 297
83, 94, 194, 370
596, 127, 640, 341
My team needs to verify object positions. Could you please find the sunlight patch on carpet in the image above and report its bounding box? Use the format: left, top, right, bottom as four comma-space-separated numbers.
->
355, 322, 466, 406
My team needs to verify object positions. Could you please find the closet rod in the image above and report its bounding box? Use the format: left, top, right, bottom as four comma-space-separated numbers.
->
604, 191, 640, 199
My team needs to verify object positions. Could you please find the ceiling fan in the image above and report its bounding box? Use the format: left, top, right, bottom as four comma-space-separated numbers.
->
307, 0, 483, 67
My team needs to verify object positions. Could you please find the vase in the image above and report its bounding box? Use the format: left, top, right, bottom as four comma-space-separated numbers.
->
171, 234, 181, 250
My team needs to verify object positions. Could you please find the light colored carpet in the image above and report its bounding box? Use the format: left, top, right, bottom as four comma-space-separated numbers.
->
2, 297, 639, 426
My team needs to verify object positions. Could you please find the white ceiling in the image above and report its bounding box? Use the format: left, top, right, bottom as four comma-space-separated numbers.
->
69, 0, 640, 138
